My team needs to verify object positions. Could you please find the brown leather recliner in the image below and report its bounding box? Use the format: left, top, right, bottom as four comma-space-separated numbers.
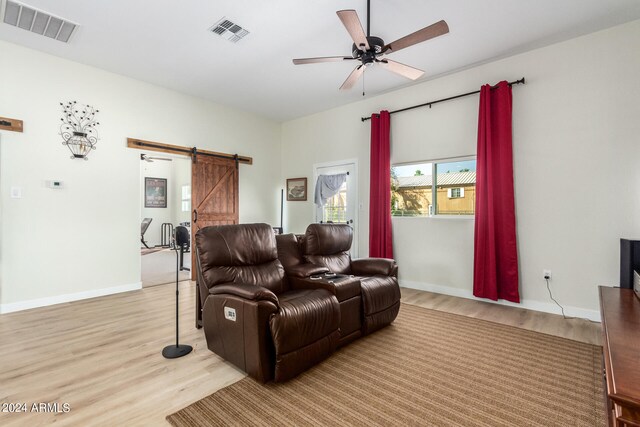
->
196, 223, 340, 382
303, 223, 401, 335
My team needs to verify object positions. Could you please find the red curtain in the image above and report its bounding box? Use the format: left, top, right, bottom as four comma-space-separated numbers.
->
369, 111, 393, 258
473, 81, 520, 303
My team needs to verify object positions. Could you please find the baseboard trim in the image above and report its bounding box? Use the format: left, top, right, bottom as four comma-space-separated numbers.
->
400, 280, 601, 322
0, 282, 142, 314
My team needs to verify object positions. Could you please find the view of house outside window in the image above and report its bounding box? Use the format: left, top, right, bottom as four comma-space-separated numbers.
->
391, 158, 477, 217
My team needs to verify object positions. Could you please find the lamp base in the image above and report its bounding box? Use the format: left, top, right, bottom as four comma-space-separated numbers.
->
162, 344, 193, 359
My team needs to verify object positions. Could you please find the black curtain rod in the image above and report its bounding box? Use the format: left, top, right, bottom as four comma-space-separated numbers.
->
361, 77, 525, 122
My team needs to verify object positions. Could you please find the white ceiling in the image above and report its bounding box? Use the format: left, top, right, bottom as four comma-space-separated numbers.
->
2, 0, 640, 122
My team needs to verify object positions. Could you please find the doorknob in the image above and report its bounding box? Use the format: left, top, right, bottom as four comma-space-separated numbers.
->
193, 210, 198, 223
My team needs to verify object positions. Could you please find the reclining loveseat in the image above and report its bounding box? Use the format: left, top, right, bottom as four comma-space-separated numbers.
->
195, 222, 400, 382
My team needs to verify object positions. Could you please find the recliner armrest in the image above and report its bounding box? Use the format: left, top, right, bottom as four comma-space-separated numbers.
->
351, 258, 398, 277
210, 283, 279, 307
286, 264, 329, 278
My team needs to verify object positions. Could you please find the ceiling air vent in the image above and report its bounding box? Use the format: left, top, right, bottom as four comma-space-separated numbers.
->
3, 0, 78, 43
209, 17, 249, 43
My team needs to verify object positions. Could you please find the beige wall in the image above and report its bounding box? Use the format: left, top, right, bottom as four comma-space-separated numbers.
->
395, 185, 476, 215
282, 20, 640, 319
436, 186, 475, 215
0, 40, 282, 311
395, 187, 431, 215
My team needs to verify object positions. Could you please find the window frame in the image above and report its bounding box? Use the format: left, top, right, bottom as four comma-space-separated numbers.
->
392, 155, 476, 220
448, 187, 463, 199
181, 184, 191, 212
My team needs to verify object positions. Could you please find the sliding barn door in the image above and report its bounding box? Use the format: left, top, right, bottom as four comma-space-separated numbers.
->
191, 156, 239, 281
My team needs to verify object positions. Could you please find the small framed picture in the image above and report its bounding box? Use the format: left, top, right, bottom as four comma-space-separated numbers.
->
286, 177, 307, 201
145, 177, 167, 208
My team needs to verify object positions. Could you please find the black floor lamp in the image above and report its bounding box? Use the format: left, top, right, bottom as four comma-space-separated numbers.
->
162, 230, 192, 359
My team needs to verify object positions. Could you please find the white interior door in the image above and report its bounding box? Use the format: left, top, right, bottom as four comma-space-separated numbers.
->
314, 161, 358, 257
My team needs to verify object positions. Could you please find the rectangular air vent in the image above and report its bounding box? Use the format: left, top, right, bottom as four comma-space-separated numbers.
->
3, 1, 78, 43
209, 17, 249, 43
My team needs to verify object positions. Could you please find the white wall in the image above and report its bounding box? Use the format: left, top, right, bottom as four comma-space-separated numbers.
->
281, 19, 640, 319
173, 157, 191, 226
0, 40, 281, 311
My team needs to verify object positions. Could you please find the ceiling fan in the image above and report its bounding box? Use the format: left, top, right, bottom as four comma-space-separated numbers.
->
141, 153, 172, 162
292, 0, 449, 90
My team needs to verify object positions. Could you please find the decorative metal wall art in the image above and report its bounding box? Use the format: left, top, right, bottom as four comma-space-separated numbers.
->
59, 101, 100, 160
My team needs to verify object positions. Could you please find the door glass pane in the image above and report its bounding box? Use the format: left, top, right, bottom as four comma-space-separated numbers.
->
435, 160, 476, 215
322, 182, 347, 223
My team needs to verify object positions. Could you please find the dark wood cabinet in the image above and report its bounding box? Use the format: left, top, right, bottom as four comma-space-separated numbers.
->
599, 286, 640, 426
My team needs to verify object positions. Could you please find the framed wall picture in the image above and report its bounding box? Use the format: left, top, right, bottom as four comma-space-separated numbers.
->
286, 177, 307, 201
145, 177, 167, 208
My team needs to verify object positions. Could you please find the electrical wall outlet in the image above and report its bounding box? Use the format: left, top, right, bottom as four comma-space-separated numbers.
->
543, 270, 552, 280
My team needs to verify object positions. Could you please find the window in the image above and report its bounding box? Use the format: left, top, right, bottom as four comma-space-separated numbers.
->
181, 185, 191, 212
391, 157, 476, 217
448, 188, 463, 198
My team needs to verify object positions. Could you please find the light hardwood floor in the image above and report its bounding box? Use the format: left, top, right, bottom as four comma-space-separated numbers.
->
401, 287, 602, 345
0, 282, 601, 426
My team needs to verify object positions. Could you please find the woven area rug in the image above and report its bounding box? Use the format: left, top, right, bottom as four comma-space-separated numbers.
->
167, 304, 605, 427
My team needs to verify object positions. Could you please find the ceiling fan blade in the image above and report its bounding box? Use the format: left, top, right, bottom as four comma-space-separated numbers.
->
293, 56, 355, 65
340, 65, 364, 91
383, 20, 449, 53
336, 10, 370, 52
378, 59, 424, 80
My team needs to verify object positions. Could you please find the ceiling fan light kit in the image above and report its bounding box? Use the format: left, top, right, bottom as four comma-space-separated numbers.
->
293, 0, 449, 91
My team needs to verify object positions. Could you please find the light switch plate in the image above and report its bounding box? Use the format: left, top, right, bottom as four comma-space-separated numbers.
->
10, 186, 22, 198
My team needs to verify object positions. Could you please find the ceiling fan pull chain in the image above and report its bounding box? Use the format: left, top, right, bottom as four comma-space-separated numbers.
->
362, 69, 366, 97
